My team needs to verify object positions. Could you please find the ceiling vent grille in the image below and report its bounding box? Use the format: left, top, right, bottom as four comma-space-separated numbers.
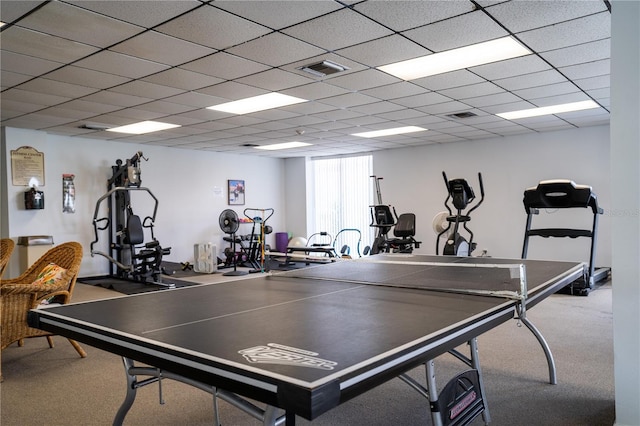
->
446, 112, 478, 119
299, 60, 349, 77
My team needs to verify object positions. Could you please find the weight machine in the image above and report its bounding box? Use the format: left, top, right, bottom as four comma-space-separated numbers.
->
90, 151, 172, 286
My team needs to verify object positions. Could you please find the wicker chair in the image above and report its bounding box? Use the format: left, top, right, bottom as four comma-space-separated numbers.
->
1, 241, 87, 380
0, 238, 15, 278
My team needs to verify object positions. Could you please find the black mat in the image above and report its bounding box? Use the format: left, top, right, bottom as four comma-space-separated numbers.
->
79, 275, 197, 295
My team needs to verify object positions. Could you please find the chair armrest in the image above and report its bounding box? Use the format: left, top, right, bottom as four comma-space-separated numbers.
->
1, 280, 70, 297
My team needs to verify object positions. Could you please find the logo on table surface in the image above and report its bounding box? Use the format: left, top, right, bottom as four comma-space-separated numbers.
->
239, 343, 337, 370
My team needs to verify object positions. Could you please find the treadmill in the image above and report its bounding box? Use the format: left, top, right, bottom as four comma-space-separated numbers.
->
521, 179, 610, 295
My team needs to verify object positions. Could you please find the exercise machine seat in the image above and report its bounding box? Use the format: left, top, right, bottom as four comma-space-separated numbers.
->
124, 215, 145, 245
388, 213, 421, 252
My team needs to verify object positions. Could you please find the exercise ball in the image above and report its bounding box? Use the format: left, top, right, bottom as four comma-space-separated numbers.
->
288, 236, 308, 247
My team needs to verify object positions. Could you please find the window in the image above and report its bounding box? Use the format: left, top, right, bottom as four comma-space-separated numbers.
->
312, 155, 373, 257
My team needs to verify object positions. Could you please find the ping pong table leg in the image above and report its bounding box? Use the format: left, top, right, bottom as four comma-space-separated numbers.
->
468, 338, 491, 425
516, 305, 557, 385
113, 357, 137, 426
425, 359, 444, 426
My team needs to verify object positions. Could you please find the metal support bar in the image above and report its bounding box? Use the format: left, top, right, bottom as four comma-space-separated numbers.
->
114, 357, 285, 426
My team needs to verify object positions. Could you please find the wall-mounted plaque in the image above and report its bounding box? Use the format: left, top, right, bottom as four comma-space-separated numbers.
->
11, 146, 45, 186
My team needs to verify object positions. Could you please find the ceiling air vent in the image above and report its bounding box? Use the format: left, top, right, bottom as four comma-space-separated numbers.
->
299, 60, 349, 77
446, 112, 478, 119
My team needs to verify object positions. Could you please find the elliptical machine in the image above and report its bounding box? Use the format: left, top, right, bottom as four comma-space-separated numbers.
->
436, 171, 485, 256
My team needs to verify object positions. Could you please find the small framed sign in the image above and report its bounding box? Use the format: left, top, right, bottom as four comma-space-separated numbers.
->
228, 179, 245, 205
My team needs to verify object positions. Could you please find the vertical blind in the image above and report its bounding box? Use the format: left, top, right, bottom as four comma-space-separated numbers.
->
312, 155, 373, 256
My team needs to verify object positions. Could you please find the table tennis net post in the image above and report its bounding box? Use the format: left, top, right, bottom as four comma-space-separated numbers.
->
272, 260, 528, 301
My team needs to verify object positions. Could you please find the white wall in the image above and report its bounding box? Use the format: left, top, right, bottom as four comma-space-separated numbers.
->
372, 125, 612, 266
1, 127, 286, 278
610, 1, 640, 424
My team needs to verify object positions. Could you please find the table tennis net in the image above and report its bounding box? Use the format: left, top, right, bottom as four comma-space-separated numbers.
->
273, 258, 527, 300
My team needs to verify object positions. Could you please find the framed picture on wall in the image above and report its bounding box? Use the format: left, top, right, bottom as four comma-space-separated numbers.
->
228, 179, 245, 205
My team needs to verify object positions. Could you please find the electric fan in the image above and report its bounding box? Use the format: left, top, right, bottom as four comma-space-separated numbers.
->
219, 209, 247, 276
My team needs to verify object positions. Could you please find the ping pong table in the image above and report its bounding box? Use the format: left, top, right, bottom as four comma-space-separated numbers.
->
28, 254, 584, 425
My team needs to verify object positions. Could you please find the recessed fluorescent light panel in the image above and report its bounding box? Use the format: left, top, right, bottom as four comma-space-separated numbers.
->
207, 93, 308, 115
496, 100, 600, 120
377, 36, 531, 80
255, 142, 312, 151
352, 126, 427, 138
106, 121, 181, 134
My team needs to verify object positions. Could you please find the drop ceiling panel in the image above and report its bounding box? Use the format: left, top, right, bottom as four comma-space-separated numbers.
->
154, 5, 272, 50
484, 0, 608, 33
110, 31, 216, 66
74, 0, 202, 28
353, 1, 474, 32
1, 26, 100, 62
281, 9, 393, 51
0, 1, 611, 158
213, 1, 343, 30
517, 13, 611, 52
226, 32, 326, 67
402, 10, 507, 52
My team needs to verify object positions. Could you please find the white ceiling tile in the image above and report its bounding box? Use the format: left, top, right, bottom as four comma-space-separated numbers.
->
1, 71, 33, 89
517, 13, 611, 52
282, 9, 393, 51
485, 0, 607, 32
110, 31, 216, 66
17, 78, 99, 98
573, 75, 610, 91
196, 81, 267, 101
325, 69, 400, 91
413, 70, 486, 91
559, 59, 610, 80
416, 101, 475, 115
155, 5, 271, 50
403, 10, 507, 52
353, 1, 474, 32
317, 93, 379, 109
0, 1, 42, 22
360, 82, 427, 100
281, 83, 351, 101
513, 82, 580, 100
235, 69, 313, 92
539, 39, 610, 68
391, 92, 452, 108
494, 70, 568, 91
461, 92, 523, 108
44, 66, 131, 89
1, 88, 70, 106
180, 52, 271, 80
74, 1, 202, 28
0, 51, 63, 76
108, 80, 185, 99
81, 91, 154, 108
213, 1, 343, 30
142, 69, 225, 91
1, 26, 99, 63
227, 33, 325, 67
470, 55, 551, 80
350, 102, 405, 116
439, 82, 504, 100
336, 35, 429, 67
17, 1, 143, 47
74, 51, 170, 79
